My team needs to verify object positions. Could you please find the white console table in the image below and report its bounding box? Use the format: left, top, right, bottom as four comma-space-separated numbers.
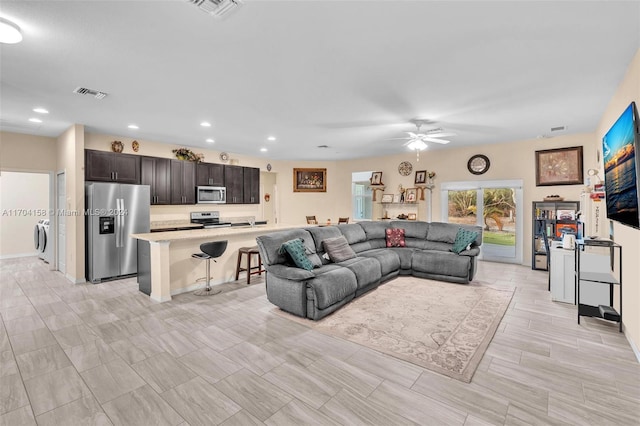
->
549, 245, 609, 305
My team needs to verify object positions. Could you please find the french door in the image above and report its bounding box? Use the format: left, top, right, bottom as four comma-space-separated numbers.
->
441, 180, 523, 264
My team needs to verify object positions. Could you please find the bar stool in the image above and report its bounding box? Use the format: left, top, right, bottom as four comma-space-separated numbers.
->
235, 246, 264, 285
191, 240, 228, 296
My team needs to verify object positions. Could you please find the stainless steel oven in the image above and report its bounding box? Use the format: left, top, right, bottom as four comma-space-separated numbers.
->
197, 186, 226, 204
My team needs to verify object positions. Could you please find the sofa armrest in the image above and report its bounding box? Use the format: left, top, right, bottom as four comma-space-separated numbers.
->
266, 264, 315, 281
457, 247, 480, 257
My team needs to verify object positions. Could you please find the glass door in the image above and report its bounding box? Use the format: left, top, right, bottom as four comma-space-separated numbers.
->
442, 180, 523, 264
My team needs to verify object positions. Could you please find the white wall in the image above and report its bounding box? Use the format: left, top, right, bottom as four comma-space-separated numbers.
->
0, 172, 50, 258
596, 49, 640, 357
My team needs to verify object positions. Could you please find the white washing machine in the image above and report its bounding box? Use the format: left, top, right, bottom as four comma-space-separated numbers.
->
35, 219, 45, 260
40, 219, 52, 264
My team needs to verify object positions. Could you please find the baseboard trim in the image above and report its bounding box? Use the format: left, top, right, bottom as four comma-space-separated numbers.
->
65, 273, 86, 284
623, 323, 640, 363
0, 252, 39, 260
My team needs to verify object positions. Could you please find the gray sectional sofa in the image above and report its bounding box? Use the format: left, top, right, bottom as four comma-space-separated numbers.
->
256, 221, 483, 320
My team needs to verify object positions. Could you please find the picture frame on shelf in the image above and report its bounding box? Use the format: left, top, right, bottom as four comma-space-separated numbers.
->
381, 194, 394, 203
414, 170, 427, 184
293, 168, 327, 192
535, 146, 583, 186
370, 171, 383, 185
393, 194, 401, 203
405, 188, 417, 202
407, 213, 417, 220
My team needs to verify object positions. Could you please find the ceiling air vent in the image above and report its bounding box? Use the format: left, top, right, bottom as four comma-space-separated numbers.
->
73, 87, 108, 100
187, 0, 243, 18
550, 125, 567, 132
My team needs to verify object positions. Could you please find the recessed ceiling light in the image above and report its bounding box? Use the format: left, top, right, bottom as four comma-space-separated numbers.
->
200, 122, 211, 127
28, 117, 42, 123
206, 138, 215, 143
260, 148, 268, 152
0, 18, 22, 44
128, 124, 139, 129
33, 107, 49, 114
267, 136, 276, 141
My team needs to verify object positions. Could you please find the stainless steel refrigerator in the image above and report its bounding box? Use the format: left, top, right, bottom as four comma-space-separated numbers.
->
86, 182, 150, 283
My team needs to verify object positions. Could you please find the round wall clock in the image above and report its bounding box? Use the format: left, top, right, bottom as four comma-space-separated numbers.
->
398, 161, 413, 176
266, 163, 272, 171
219, 152, 229, 163
467, 154, 490, 175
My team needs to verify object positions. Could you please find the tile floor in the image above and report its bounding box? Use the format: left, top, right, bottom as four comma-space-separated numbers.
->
1, 257, 639, 425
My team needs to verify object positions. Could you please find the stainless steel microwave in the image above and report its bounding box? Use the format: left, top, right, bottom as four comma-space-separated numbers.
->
197, 186, 226, 204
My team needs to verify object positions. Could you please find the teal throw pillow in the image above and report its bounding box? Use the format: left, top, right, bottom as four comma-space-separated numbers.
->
278, 238, 314, 270
451, 228, 478, 254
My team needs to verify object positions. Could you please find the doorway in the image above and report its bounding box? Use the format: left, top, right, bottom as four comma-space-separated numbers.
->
352, 171, 373, 221
260, 172, 277, 225
441, 180, 523, 264
57, 171, 66, 273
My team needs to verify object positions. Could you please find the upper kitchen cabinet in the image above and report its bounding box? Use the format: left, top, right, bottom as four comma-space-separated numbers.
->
141, 157, 171, 205
196, 163, 225, 187
224, 165, 244, 204
243, 167, 260, 204
170, 160, 196, 205
85, 149, 140, 184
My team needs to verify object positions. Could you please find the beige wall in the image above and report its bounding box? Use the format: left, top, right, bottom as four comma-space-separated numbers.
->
596, 49, 640, 355
0, 131, 57, 172
57, 125, 85, 283
0, 172, 49, 258
337, 132, 596, 262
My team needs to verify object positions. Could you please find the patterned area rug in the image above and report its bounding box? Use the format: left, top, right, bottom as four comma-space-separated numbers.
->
276, 277, 514, 383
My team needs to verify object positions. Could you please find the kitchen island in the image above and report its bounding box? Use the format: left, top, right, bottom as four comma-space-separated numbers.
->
132, 224, 301, 302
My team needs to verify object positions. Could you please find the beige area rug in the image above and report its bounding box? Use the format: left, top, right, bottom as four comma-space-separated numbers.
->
274, 277, 514, 383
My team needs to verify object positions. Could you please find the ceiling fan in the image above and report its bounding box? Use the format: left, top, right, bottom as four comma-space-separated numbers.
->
387, 121, 456, 161
391, 121, 456, 149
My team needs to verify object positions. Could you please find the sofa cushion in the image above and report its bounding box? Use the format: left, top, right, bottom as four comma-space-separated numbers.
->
323, 236, 357, 263
451, 228, 479, 254
390, 220, 429, 239
358, 249, 401, 277
386, 228, 406, 247
339, 223, 367, 245
412, 250, 471, 278
423, 240, 455, 252
350, 241, 372, 253
338, 257, 382, 290
266, 264, 315, 281
306, 226, 342, 254
279, 238, 314, 270
308, 268, 357, 309
388, 247, 414, 270
359, 221, 389, 239
427, 222, 459, 243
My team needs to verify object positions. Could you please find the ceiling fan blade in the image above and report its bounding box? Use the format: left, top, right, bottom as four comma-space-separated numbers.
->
385, 137, 411, 141
425, 132, 456, 138
406, 132, 418, 138
421, 137, 450, 144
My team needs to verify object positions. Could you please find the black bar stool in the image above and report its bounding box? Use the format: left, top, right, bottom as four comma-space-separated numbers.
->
191, 240, 228, 296
235, 246, 264, 285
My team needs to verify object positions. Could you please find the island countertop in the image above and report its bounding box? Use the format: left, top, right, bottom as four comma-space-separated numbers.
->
132, 223, 302, 243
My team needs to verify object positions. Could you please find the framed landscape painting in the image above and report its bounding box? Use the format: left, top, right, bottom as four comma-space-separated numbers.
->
293, 168, 327, 192
535, 146, 583, 186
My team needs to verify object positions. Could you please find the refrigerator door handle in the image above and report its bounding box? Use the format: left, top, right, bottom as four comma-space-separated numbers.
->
115, 198, 121, 248
119, 198, 125, 247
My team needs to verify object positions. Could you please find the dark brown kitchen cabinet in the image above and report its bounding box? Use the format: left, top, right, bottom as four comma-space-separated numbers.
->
141, 157, 171, 205
196, 163, 225, 187
170, 160, 196, 205
243, 167, 260, 204
224, 165, 244, 204
85, 149, 140, 184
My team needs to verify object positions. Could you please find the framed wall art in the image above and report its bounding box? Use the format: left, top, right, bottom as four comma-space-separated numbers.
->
414, 170, 426, 184
381, 194, 394, 203
293, 168, 327, 192
405, 188, 417, 202
370, 171, 383, 185
535, 146, 583, 186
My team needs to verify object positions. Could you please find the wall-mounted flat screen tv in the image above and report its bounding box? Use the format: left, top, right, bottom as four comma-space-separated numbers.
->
602, 101, 640, 229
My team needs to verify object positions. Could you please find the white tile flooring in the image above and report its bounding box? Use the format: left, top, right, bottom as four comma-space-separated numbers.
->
1, 257, 639, 425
